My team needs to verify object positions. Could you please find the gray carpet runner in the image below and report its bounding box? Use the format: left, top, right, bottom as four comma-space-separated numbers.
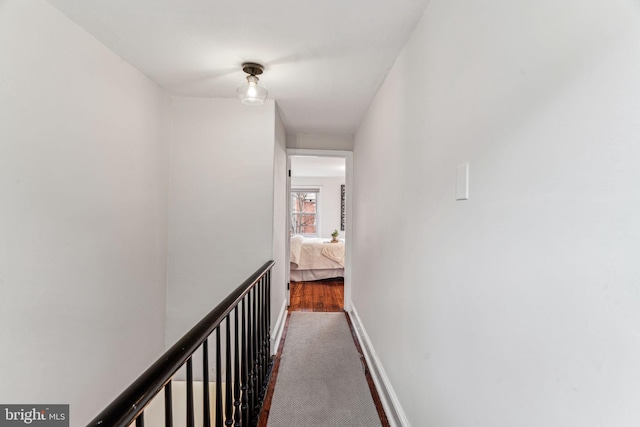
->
267, 312, 382, 427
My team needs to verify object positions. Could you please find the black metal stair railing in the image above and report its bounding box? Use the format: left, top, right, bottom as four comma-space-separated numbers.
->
87, 261, 275, 427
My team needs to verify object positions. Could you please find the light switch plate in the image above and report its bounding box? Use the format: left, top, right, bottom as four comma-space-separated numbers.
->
456, 163, 469, 200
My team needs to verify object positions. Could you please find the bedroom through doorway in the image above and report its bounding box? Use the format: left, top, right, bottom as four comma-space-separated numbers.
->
286, 150, 352, 313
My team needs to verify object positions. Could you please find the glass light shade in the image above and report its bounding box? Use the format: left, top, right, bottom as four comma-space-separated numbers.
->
237, 75, 268, 106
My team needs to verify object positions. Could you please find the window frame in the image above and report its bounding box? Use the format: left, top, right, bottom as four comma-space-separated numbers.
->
290, 187, 321, 237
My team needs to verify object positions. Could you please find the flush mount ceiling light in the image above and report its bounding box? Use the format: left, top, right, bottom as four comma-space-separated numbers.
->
237, 63, 268, 106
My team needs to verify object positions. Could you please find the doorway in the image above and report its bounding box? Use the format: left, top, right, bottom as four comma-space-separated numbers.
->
285, 149, 353, 312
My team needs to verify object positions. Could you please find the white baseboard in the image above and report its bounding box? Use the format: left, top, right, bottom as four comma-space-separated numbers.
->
271, 299, 287, 355
348, 305, 411, 427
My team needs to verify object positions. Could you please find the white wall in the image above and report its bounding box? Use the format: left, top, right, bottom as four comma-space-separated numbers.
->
166, 98, 276, 347
287, 133, 354, 150
0, 1, 168, 425
291, 176, 345, 238
352, 0, 640, 426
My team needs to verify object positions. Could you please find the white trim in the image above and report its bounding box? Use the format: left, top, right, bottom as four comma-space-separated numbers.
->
271, 299, 288, 355
286, 149, 353, 311
285, 155, 291, 307
290, 186, 322, 191
348, 305, 411, 427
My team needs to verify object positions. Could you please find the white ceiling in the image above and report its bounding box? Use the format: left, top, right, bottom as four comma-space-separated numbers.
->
291, 156, 345, 178
45, 0, 428, 135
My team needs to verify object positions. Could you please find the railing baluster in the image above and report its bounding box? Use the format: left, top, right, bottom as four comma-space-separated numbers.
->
136, 412, 144, 427
254, 279, 260, 399
233, 306, 241, 426
247, 289, 255, 424
186, 358, 194, 427
262, 274, 268, 387
260, 276, 268, 388
225, 316, 233, 426
267, 269, 271, 359
203, 339, 211, 427
256, 277, 264, 394
240, 298, 249, 425
165, 381, 173, 427
216, 327, 223, 427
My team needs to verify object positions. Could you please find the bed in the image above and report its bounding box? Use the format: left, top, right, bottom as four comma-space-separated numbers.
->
289, 235, 345, 281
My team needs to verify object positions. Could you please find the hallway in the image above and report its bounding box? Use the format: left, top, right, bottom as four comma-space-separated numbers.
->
4, 1, 639, 425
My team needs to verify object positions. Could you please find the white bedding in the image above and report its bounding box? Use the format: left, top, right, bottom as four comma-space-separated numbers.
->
289, 234, 304, 268
290, 236, 345, 280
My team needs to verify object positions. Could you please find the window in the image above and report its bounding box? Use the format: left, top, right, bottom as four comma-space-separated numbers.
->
291, 189, 319, 236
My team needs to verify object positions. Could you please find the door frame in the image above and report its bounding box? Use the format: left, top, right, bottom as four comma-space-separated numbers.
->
285, 149, 353, 311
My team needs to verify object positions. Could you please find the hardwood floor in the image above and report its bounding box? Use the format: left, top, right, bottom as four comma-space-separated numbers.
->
288, 278, 344, 312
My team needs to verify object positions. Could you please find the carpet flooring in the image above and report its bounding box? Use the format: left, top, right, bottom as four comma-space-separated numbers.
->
267, 312, 382, 427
